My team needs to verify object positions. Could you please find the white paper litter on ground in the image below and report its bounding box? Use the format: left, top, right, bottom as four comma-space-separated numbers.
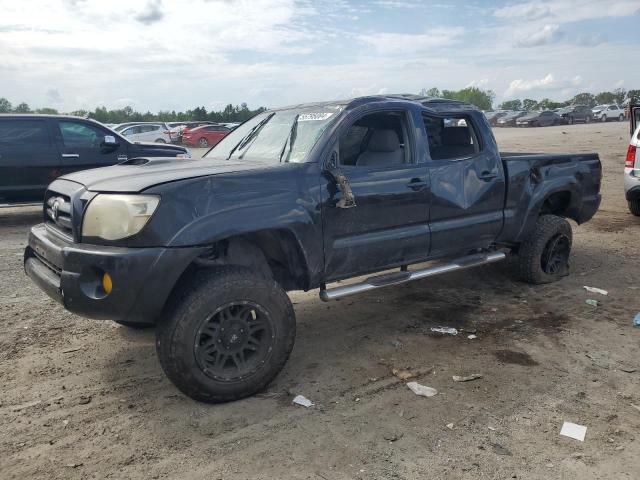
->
292, 395, 314, 408
583, 286, 608, 296
467, 334, 477, 340
430, 327, 458, 335
560, 422, 587, 441
406, 381, 438, 397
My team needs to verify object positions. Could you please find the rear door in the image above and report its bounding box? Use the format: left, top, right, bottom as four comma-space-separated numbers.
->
422, 111, 505, 257
0, 118, 59, 202
54, 119, 127, 175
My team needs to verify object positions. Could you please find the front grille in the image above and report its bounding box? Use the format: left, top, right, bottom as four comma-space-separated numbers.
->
44, 192, 73, 238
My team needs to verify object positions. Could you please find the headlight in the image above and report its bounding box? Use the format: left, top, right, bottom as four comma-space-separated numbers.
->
82, 194, 160, 240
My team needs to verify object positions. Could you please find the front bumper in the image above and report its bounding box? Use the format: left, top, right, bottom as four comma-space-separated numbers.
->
24, 224, 204, 323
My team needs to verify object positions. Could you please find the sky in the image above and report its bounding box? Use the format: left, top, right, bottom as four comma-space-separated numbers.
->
1, 0, 639, 112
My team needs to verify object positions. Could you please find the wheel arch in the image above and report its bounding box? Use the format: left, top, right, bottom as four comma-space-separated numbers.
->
171, 229, 311, 294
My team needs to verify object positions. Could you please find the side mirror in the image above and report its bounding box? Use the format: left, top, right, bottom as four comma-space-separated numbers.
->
101, 135, 119, 151
325, 152, 356, 209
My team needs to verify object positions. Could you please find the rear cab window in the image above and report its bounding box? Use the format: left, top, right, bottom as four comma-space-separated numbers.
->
421, 113, 480, 161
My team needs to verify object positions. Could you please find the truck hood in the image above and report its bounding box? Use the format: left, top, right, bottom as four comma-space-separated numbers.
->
61, 157, 273, 193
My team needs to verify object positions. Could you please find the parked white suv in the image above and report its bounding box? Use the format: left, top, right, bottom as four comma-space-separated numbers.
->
625, 123, 640, 216
119, 123, 172, 143
593, 104, 625, 122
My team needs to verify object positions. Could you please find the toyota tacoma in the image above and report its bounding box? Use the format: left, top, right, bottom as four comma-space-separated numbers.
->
24, 95, 601, 402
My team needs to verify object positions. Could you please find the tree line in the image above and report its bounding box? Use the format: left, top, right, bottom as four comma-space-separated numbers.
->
3, 86, 640, 121
419, 87, 640, 111
0, 97, 266, 124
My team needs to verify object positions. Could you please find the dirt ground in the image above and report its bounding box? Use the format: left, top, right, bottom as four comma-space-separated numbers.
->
1, 121, 639, 479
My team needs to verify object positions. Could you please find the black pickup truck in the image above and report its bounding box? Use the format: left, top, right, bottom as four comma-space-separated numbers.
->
24, 95, 601, 402
0, 114, 191, 203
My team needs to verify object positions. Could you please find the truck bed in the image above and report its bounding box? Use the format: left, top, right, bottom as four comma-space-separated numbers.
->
497, 151, 601, 243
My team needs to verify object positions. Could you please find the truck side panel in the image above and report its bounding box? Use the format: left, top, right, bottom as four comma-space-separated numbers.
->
499, 153, 601, 244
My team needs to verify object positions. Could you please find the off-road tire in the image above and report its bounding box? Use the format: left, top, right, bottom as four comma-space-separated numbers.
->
629, 199, 640, 216
115, 320, 154, 329
517, 215, 572, 284
156, 266, 296, 403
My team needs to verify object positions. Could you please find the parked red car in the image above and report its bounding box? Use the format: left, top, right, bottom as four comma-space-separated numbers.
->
181, 124, 230, 147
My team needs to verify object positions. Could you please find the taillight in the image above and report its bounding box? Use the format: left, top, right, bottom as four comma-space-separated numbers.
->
626, 144, 637, 168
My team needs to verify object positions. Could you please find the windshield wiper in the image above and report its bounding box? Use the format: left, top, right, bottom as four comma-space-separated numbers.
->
226, 112, 275, 160
278, 114, 299, 163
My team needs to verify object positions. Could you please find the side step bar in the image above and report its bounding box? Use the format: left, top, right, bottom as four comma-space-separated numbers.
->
319, 251, 506, 302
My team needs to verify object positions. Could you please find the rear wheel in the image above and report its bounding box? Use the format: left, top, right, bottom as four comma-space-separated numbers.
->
629, 199, 640, 216
517, 215, 572, 284
198, 137, 209, 147
619, 114, 625, 122
156, 266, 296, 403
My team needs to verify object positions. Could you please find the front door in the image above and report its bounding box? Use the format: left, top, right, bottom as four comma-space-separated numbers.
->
421, 111, 505, 257
322, 108, 430, 280
55, 119, 126, 176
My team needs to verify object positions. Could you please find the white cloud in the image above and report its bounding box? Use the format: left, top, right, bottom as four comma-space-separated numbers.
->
515, 24, 563, 47
466, 79, 490, 88
495, 0, 640, 23
358, 27, 464, 55
504, 73, 584, 97
494, 3, 551, 21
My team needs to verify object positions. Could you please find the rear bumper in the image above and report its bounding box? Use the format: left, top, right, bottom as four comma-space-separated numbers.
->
624, 168, 640, 200
24, 224, 204, 323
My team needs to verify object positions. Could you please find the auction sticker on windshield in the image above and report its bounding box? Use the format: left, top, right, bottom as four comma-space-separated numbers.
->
299, 112, 334, 122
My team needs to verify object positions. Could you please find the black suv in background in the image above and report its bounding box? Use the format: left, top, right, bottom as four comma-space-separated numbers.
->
0, 115, 191, 203
558, 105, 593, 124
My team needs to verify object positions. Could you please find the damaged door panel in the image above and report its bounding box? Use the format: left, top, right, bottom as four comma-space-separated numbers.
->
420, 113, 505, 257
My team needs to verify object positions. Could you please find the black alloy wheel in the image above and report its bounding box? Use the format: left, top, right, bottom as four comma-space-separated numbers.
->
194, 302, 274, 382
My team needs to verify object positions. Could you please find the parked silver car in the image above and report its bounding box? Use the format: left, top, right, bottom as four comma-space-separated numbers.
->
118, 123, 172, 143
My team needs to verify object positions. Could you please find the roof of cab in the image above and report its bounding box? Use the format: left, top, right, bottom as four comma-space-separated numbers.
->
271, 94, 476, 113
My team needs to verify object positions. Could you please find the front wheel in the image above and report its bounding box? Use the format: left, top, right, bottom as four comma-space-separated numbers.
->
156, 266, 296, 403
517, 215, 572, 284
619, 114, 625, 122
198, 137, 209, 147
601, 115, 607, 122
629, 199, 640, 216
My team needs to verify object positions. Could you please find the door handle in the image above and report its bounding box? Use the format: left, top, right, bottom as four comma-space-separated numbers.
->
61, 153, 79, 158
407, 180, 428, 191
479, 171, 498, 181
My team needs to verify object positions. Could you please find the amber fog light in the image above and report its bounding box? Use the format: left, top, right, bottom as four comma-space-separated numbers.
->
79, 267, 112, 299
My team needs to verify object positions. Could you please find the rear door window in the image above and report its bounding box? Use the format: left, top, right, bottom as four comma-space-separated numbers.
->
422, 114, 480, 161
0, 120, 50, 147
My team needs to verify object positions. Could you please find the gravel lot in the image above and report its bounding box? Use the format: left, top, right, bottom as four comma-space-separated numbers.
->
1, 121, 639, 479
